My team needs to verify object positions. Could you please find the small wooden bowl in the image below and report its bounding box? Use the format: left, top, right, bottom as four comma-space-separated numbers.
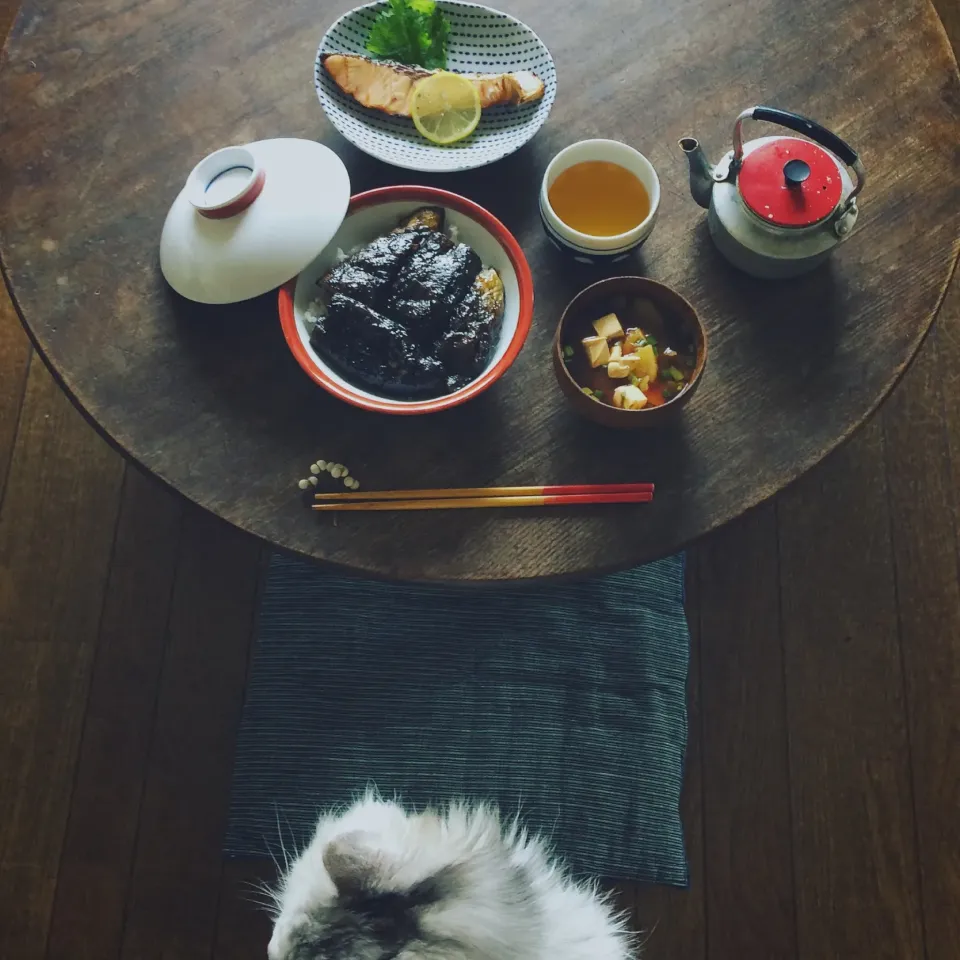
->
553, 276, 707, 428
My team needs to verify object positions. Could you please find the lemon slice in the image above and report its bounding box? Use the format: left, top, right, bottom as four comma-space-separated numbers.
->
410, 72, 481, 146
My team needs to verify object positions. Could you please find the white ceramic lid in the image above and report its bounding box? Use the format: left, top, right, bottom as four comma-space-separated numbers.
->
160, 138, 350, 304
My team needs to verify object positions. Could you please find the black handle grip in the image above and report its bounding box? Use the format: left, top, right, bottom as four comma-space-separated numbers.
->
751, 106, 859, 167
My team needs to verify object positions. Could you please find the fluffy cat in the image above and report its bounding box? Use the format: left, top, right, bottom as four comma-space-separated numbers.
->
267, 792, 634, 960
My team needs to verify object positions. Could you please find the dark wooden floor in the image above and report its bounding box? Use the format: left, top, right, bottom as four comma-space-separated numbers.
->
2, 2, 958, 957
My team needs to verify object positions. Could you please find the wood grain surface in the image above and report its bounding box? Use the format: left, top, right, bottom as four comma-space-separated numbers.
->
779, 421, 926, 959
117, 513, 261, 960
1, 0, 958, 579
0, 355, 123, 959
883, 276, 960, 960
698, 505, 797, 960
44, 469, 182, 960
0, 1, 959, 959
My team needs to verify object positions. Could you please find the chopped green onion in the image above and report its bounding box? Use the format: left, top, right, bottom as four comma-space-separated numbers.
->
629, 374, 639, 386
563, 345, 575, 359
645, 335, 658, 346
666, 365, 685, 381
581, 386, 593, 396
593, 390, 604, 400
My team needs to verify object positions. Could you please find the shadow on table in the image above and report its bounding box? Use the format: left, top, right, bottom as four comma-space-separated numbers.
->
684, 218, 848, 429
317, 134, 545, 246
163, 283, 517, 490
164, 285, 293, 391
690, 217, 843, 357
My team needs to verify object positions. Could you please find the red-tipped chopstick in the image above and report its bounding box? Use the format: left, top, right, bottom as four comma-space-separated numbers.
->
313, 483, 654, 502
312, 487, 654, 512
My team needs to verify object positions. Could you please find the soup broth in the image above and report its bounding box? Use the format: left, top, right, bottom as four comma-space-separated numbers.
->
562, 294, 696, 410
548, 160, 651, 237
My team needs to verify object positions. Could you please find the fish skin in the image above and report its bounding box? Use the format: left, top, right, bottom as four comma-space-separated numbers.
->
394, 206, 444, 232
474, 267, 505, 319
321, 53, 545, 117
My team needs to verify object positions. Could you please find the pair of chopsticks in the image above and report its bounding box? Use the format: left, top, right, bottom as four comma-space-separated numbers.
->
313, 483, 654, 512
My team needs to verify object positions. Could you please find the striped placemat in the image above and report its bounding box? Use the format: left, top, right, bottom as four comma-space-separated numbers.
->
225, 552, 690, 885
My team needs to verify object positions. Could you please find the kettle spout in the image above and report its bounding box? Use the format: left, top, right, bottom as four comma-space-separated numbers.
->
679, 137, 714, 209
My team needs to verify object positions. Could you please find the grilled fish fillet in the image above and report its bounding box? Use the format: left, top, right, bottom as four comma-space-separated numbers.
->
474, 267, 505, 319
321, 53, 545, 117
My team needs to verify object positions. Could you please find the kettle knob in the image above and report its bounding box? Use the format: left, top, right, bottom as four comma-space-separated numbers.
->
783, 158, 811, 187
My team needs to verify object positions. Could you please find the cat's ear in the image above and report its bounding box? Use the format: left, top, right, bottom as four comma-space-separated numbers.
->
322, 831, 382, 895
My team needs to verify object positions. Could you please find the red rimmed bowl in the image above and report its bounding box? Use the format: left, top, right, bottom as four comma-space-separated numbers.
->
278, 186, 534, 414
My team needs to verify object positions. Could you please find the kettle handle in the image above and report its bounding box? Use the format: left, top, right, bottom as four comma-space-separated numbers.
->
732, 106, 865, 211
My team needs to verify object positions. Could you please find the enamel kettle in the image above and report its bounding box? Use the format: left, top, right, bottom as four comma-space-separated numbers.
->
680, 106, 865, 279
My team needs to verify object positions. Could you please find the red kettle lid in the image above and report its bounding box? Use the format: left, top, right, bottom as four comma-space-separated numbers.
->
738, 138, 843, 228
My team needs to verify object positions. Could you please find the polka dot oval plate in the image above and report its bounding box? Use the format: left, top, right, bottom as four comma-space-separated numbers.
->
315, 1, 557, 173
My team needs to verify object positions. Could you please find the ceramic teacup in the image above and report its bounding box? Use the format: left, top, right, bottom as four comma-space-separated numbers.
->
539, 139, 661, 263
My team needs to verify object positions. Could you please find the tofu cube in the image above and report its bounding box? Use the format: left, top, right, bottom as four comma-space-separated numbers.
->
606, 360, 632, 378
582, 336, 610, 368
609, 342, 623, 363
592, 312, 624, 340
613, 384, 648, 410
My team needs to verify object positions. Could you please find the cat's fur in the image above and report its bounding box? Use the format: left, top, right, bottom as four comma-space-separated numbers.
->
267, 792, 634, 960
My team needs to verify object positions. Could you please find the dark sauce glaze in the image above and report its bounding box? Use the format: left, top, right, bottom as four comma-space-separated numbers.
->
310, 208, 503, 399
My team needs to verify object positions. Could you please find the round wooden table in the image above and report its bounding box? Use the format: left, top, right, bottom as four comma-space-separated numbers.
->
1, 0, 957, 580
